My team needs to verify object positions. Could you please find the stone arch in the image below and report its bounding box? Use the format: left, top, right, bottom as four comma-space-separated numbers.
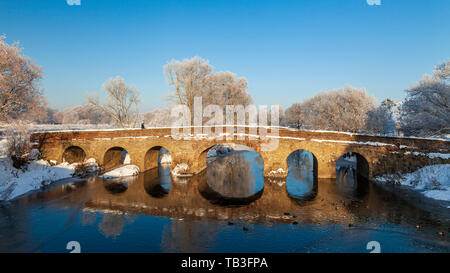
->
285, 149, 319, 201
144, 146, 171, 171
103, 146, 129, 169
62, 146, 86, 164
285, 149, 318, 178
335, 152, 370, 180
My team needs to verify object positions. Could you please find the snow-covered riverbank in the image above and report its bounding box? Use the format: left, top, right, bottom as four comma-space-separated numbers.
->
0, 138, 100, 201
374, 164, 450, 202
0, 157, 75, 201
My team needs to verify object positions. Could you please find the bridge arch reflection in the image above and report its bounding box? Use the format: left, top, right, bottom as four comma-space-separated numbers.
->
198, 144, 265, 205
143, 166, 172, 198
102, 178, 130, 194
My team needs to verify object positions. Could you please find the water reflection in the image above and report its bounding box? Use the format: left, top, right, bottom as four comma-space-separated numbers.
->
97, 211, 137, 239
144, 165, 172, 198
103, 179, 129, 194
0, 148, 449, 253
201, 150, 264, 205
161, 220, 221, 252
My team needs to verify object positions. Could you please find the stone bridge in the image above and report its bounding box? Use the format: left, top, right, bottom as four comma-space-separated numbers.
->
31, 126, 450, 179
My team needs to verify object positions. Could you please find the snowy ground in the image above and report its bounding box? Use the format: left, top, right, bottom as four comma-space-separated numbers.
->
0, 157, 79, 201
0, 138, 99, 201
374, 164, 450, 202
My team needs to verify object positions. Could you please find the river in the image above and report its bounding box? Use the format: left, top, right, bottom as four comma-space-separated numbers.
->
0, 149, 448, 253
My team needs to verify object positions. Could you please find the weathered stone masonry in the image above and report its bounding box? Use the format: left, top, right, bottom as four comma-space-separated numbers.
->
31, 127, 450, 179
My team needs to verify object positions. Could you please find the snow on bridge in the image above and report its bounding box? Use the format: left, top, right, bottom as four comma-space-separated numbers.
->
31, 126, 450, 179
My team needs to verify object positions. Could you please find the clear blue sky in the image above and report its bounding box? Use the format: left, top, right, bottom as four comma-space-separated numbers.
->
0, 0, 449, 112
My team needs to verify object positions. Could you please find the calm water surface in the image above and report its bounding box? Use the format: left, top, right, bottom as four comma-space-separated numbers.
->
0, 150, 449, 253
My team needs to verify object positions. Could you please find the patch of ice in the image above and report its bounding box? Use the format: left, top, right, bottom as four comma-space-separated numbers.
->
423, 189, 450, 202
101, 165, 140, 179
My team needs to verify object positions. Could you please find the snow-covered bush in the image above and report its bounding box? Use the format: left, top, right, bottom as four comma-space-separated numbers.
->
4, 122, 33, 168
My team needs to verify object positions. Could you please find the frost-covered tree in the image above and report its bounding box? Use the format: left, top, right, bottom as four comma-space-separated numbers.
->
399, 61, 449, 137
164, 57, 212, 123
300, 86, 376, 132
164, 56, 253, 123
0, 36, 46, 122
40, 107, 58, 124
366, 99, 397, 135
203, 71, 252, 108
53, 104, 114, 125
283, 103, 303, 129
5, 121, 34, 168
143, 108, 177, 127
87, 76, 140, 128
